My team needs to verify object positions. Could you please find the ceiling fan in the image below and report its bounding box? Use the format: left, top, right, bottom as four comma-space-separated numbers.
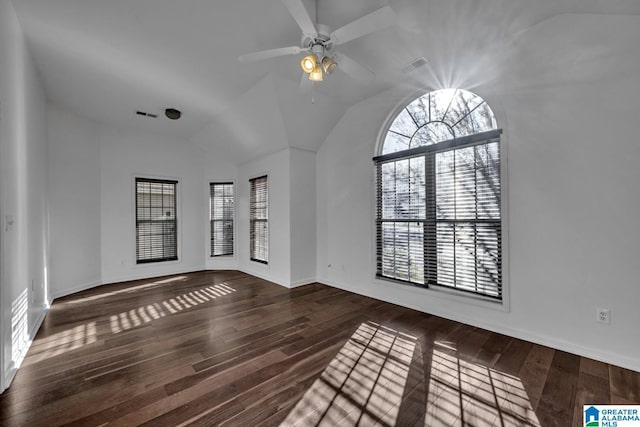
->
238, 0, 395, 84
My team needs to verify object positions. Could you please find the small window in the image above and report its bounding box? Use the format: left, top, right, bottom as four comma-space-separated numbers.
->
375, 89, 502, 300
249, 175, 268, 264
135, 178, 178, 264
210, 182, 234, 257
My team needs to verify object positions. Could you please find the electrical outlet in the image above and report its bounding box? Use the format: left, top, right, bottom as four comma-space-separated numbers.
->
596, 308, 610, 324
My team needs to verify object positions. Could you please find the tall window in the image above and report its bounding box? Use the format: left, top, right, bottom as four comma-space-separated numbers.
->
249, 175, 268, 264
210, 182, 234, 257
374, 89, 502, 299
135, 178, 178, 264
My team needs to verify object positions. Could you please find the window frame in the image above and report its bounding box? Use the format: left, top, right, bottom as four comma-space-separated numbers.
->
134, 177, 179, 265
374, 90, 508, 306
249, 175, 269, 265
209, 182, 235, 258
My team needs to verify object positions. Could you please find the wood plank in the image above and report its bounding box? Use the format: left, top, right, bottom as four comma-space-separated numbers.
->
536, 350, 581, 427
517, 344, 554, 412
493, 338, 533, 377
610, 365, 640, 403
572, 373, 610, 425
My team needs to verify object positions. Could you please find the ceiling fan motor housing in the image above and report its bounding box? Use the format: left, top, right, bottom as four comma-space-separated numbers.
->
302, 24, 333, 53
311, 43, 324, 59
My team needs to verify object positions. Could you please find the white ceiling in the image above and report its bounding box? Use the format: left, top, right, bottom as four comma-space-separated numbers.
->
12, 0, 640, 164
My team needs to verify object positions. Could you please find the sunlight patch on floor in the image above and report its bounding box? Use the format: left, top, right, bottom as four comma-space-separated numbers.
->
424, 341, 540, 427
21, 282, 236, 364
23, 322, 97, 365
109, 283, 236, 333
65, 275, 189, 304
283, 328, 541, 427
282, 321, 417, 426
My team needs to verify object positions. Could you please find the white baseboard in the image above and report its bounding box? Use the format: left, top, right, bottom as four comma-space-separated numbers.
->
100, 267, 204, 289
51, 267, 206, 302
238, 268, 288, 288
289, 277, 316, 288
2, 304, 49, 392
320, 278, 640, 373
51, 279, 102, 300
2, 365, 16, 394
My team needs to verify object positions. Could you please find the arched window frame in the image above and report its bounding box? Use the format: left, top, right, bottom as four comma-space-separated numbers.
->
374, 89, 505, 301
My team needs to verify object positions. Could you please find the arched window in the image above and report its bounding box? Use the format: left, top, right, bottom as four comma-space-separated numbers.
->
374, 89, 502, 300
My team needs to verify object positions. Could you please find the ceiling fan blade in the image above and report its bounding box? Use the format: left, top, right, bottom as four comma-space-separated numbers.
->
330, 6, 395, 46
334, 52, 375, 83
238, 46, 303, 63
281, 0, 316, 36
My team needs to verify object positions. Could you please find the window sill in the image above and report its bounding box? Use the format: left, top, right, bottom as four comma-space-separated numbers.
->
134, 258, 182, 268
374, 276, 510, 313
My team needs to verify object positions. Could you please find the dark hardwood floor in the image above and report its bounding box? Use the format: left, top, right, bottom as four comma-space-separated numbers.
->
0, 271, 638, 426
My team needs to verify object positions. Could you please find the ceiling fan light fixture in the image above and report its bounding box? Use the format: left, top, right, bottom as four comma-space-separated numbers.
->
322, 56, 337, 75
309, 62, 323, 81
300, 54, 317, 74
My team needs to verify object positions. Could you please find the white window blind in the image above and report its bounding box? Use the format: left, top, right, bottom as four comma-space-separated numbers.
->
210, 182, 234, 257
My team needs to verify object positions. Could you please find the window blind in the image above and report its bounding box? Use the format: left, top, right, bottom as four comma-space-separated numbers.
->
249, 175, 268, 264
210, 182, 234, 257
375, 132, 502, 299
135, 178, 178, 264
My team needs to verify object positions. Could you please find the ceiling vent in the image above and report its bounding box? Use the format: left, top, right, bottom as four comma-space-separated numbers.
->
136, 111, 157, 118
165, 108, 181, 120
401, 57, 429, 74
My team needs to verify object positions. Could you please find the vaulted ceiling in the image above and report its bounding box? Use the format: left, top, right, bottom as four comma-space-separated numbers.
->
12, 0, 640, 164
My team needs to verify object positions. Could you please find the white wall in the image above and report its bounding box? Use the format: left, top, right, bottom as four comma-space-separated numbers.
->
48, 113, 211, 293
48, 109, 227, 294
238, 149, 291, 286
236, 147, 317, 288
0, 0, 50, 392
289, 148, 316, 287
47, 106, 101, 298
316, 14, 640, 371
99, 125, 206, 284
46, 114, 316, 291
